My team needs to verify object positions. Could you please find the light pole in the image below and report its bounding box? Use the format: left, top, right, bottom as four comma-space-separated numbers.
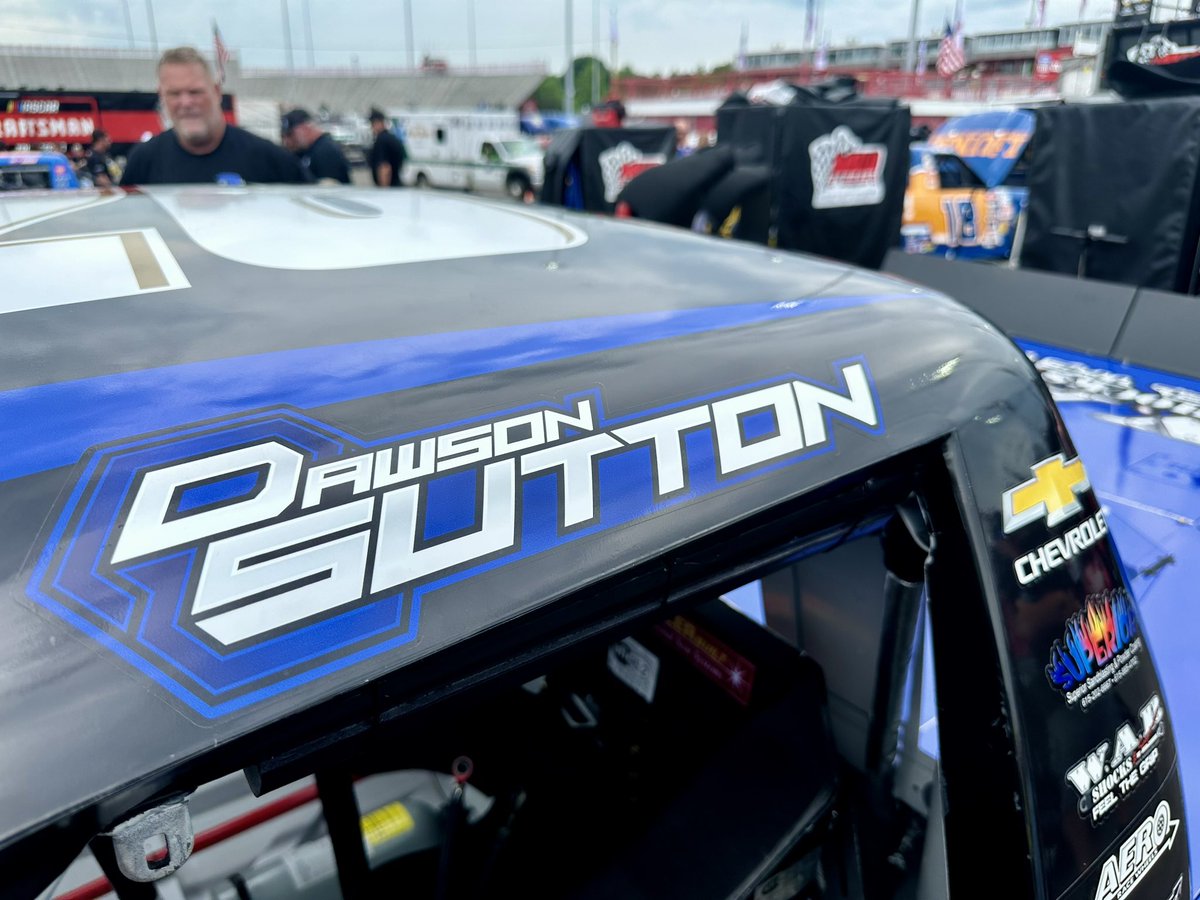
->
565, 0, 575, 115
592, 0, 600, 106
468, 0, 477, 68
120, 0, 135, 49
281, 0, 294, 71
405, 0, 415, 69
144, 0, 158, 53
905, 0, 922, 73
302, 0, 315, 67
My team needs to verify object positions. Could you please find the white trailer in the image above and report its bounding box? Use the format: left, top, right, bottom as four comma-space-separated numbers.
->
389, 110, 544, 199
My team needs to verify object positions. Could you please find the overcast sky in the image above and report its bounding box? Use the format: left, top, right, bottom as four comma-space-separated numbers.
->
1, 0, 1121, 74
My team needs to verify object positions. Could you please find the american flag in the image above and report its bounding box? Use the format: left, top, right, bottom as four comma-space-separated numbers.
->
805, 0, 816, 47
936, 5, 965, 77
213, 22, 230, 84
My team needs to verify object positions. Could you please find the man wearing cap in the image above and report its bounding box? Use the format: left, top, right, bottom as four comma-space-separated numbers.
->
367, 108, 407, 187
121, 46, 307, 186
84, 131, 122, 188
281, 109, 351, 184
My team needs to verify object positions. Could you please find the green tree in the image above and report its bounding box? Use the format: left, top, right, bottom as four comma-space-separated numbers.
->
571, 56, 611, 111
533, 75, 565, 112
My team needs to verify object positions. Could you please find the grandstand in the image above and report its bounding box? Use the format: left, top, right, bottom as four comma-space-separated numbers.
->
0, 46, 545, 115
235, 69, 545, 113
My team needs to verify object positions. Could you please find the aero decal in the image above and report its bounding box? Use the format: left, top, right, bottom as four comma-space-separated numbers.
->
28, 359, 883, 718
1094, 800, 1180, 900
1003, 453, 1090, 534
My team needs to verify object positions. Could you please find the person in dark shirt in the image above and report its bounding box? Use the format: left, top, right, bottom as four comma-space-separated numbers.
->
121, 46, 307, 186
84, 130, 122, 188
367, 108, 406, 187
281, 108, 351, 184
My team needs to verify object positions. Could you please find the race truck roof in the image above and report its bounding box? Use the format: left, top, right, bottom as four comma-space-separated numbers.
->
0, 186, 1184, 900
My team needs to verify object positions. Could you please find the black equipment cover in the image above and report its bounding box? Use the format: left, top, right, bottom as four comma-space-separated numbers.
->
716, 101, 911, 269
614, 144, 735, 227
697, 164, 773, 244
1022, 99, 1200, 293
540, 125, 676, 213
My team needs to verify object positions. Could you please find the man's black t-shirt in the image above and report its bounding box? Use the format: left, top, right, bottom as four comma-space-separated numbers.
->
301, 133, 351, 184
369, 130, 406, 186
85, 149, 119, 184
121, 125, 308, 186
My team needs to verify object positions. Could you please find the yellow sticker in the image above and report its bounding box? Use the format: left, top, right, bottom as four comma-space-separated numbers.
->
360, 801, 415, 848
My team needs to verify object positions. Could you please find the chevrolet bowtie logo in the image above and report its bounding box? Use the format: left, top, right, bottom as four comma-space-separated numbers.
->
1003, 453, 1090, 534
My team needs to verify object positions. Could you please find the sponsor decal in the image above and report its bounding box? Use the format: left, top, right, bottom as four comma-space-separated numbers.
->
1093, 800, 1179, 900
598, 141, 667, 203
809, 126, 887, 209
929, 129, 1028, 161
655, 615, 757, 705
1030, 352, 1200, 447
1168, 875, 1184, 900
15, 99, 60, 114
30, 359, 882, 717
1066, 693, 1164, 825
1047, 589, 1141, 710
0, 115, 96, 141
1014, 509, 1108, 586
1003, 453, 1091, 533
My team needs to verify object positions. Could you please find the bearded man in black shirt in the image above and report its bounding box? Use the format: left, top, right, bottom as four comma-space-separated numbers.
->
121, 47, 307, 186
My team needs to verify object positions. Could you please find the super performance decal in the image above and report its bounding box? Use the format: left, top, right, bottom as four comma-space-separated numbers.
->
28, 358, 883, 718
1046, 588, 1141, 710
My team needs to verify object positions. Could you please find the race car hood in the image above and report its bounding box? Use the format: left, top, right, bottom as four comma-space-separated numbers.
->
0, 186, 1051, 883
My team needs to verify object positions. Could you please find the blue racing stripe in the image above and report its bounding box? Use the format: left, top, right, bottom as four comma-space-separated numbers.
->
0, 294, 905, 483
